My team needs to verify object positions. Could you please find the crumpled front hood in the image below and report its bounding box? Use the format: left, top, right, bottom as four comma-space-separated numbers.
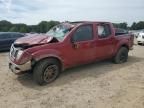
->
14, 34, 54, 46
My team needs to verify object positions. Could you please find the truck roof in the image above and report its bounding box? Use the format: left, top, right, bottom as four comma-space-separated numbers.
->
62, 21, 111, 29
70, 21, 110, 24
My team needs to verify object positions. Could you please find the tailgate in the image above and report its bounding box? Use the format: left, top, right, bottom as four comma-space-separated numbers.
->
129, 34, 134, 50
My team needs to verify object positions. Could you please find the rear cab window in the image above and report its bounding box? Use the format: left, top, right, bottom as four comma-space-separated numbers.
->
97, 23, 112, 39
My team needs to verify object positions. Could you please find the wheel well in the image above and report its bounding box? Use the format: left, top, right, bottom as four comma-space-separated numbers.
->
121, 44, 129, 50
115, 44, 129, 56
32, 57, 63, 71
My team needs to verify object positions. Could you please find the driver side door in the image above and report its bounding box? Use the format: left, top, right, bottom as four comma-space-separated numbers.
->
64, 24, 96, 67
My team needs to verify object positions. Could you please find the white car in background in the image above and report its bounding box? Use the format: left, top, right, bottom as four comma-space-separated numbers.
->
137, 32, 144, 45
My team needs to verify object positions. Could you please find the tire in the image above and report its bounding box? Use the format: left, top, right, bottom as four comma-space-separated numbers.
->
138, 43, 142, 45
113, 47, 129, 64
33, 58, 61, 85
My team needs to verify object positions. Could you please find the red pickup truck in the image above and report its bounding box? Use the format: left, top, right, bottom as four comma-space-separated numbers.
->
9, 21, 134, 85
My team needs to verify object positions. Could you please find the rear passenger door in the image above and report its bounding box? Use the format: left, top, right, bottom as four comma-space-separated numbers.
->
95, 23, 114, 59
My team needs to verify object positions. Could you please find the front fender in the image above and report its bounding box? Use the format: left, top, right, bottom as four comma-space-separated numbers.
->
31, 49, 64, 64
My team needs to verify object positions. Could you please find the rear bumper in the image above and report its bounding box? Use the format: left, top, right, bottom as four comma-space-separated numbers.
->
137, 41, 144, 44
9, 60, 31, 74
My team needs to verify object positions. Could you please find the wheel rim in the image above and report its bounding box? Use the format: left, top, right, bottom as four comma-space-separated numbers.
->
120, 52, 127, 63
43, 65, 58, 83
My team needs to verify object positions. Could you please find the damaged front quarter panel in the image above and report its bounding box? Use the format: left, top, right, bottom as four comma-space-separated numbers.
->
13, 36, 59, 64
14, 36, 59, 50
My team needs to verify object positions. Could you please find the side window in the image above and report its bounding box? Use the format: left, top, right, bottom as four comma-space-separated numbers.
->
72, 25, 93, 42
11, 33, 24, 38
97, 24, 111, 38
0, 34, 11, 39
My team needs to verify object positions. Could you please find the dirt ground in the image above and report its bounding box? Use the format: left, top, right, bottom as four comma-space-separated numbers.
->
0, 44, 144, 108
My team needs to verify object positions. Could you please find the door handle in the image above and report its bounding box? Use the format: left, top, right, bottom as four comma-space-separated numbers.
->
72, 43, 79, 49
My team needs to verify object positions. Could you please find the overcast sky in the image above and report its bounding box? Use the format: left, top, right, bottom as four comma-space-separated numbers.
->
0, 0, 144, 25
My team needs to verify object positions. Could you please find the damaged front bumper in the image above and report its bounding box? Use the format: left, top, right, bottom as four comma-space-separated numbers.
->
9, 60, 31, 74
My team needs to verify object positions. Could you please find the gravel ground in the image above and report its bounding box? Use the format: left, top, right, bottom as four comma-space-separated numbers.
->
0, 44, 144, 108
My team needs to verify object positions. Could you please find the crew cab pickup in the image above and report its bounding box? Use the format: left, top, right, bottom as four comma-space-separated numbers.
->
9, 21, 134, 85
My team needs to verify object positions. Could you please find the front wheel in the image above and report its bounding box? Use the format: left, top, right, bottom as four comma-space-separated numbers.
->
113, 47, 129, 64
33, 58, 61, 85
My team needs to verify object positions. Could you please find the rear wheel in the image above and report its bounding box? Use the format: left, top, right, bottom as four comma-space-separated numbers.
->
113, 47, 128, 64
33, 58, 61, 85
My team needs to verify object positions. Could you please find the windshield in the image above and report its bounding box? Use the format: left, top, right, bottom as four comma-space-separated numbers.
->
46, 24, 72, 40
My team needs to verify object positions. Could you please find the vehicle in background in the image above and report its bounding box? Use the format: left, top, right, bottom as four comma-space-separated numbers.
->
9, 21, 134, 85
129, 30, 144, 38
0, 32, 24, 51
137, 32, 144, 45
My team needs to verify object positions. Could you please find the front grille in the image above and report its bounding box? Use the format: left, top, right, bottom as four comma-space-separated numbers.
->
10, 45, 19, 58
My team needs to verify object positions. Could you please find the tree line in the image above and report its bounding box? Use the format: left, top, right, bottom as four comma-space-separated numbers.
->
113, 21, 144, 30
0, 20, 144, 33
0, 20, 60, 33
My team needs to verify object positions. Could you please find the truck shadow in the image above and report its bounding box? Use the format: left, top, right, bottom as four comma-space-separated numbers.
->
17, 56, 144, 90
